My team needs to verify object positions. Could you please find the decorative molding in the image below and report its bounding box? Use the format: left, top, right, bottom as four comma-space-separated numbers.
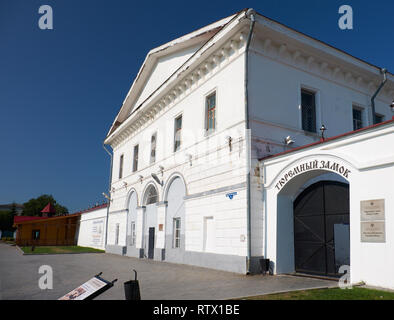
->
109, 32, 247, 149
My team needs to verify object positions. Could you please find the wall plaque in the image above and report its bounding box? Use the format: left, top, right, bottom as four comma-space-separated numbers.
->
360, 199, 385, 221
360, 221, 385, 243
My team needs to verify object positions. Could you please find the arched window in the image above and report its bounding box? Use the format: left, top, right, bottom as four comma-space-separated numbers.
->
144, 185, 158, 205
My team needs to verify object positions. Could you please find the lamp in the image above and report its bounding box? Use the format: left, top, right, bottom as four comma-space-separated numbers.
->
186, 153, 192, 166
284, 136, 294, 145
226, 136, 233, 151
102, 192, 112, 202
151, 173, 163, 186
320, 125, 327, 140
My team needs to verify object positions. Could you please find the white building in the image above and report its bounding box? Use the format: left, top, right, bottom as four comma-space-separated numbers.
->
102, 8, 394, 287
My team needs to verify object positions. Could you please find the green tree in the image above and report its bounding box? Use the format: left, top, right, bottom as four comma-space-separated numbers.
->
22, 194, 68, 216
0, 210, 15, 231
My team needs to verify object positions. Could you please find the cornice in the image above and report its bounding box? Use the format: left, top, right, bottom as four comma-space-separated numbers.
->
251, 33, 394, 100
107, 30, 248, 149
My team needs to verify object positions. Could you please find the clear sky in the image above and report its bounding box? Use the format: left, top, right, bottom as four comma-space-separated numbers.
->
1, 0, 393, 213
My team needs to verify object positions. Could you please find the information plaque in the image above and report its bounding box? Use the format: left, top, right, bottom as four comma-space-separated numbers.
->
360, 199, 385, 243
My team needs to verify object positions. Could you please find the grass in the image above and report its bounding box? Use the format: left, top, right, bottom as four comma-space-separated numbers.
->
20, 245, 104, 254
240, 287, 394, 300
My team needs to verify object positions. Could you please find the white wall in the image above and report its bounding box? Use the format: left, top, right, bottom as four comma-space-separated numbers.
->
132, 44, 201, 111
248, 35, 393, 160
107, 46, 249, 257
262, 122, 394, 289
77, 207, 108, 250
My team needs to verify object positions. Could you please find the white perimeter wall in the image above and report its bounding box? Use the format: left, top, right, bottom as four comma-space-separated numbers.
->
262, 123, 394, 289
77, 207, 108, 250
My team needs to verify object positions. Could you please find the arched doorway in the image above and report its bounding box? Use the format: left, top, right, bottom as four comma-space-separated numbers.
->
143, 184, 158, 259
293, 181, 349, 277
165, 176, 186, 263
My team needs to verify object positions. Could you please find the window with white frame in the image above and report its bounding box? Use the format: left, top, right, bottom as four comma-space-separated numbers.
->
174, 115, 182, 152
115, 223, 120, 245
150, 133, 157, 164
352, 107, 363, 130
301, 89, 316, 133
173, 218, 181, 248
375, 113, 384, 124
205, 92, 216, 133
119, 155, 124, 179
130, 221, 136, 246
132, 144, 139, 172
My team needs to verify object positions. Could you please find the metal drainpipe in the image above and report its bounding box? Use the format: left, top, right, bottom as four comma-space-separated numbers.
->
103, 143, 113, 248
371, 68, 387, 124
244, 8, 256, 275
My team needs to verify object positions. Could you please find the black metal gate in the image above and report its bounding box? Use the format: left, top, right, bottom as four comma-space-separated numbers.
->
293, 181, 349, 277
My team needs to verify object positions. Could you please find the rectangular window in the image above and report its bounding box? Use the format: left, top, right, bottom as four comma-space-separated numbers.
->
132, 145, 139, 172
32, 229, 40, 240
174, 115, 182, 152
375, 113, 384, 124
301, 89, 316, 133
206, 92, 216, 133
130, 222, 136, 246
203, 217, 215, 252
115, 223, 119, 245
353, 107, 363, 130
173, 218, 181, 248
150, 133, 157, 164
119, 155, 124, 179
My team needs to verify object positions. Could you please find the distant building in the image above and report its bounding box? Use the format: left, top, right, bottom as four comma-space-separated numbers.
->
0, 203, 24, 215
13, 202, 109, 247
13, 213, 81, 246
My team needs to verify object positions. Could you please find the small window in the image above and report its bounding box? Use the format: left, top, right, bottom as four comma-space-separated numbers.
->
119, 155, 124, 179
174, 115, 182, 152
353, 107, 363, 130
144, 185, 158, 205
32, 229, 40, 240
301, 89, 316, 133
206, 92, 216, 133
173, 218, 181, 248
115, 223, 119, 245
150, 133, 157, 164
132, 145, 139, 172
130, 222, 136, 246
375, 113, 384, 124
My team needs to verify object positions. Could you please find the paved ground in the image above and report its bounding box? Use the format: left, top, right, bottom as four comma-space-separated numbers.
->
0, 242, 337, 300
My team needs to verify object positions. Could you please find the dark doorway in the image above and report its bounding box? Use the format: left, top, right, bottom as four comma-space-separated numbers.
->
148, 227, 155, 259
293, 181, 349, 277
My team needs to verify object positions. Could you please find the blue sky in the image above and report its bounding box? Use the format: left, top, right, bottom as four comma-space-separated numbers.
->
0, 0, 393, 213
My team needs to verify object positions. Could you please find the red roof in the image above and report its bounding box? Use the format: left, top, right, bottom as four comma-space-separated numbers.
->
41, 202, 56, 214
14, 216, 47, 224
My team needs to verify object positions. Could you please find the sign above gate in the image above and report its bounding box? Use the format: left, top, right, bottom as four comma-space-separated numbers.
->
275, 159, 351, 191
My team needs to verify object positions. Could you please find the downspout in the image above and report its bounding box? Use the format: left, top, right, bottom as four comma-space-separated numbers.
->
103, 143, 113, 248
244, 8, 256, 275
371, 68, 387, 124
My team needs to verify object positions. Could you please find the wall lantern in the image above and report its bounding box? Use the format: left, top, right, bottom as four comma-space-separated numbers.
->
151, 173, 163, 186
320, 125, 327, 140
